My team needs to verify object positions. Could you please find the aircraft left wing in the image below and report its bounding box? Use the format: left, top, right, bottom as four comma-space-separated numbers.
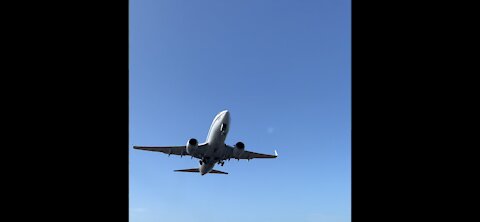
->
226, 145, 278, 160
237, 150, 278, 159
133, 143, 207, 157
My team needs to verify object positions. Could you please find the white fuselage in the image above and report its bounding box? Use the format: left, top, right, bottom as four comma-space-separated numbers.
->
199, 110, 231, 175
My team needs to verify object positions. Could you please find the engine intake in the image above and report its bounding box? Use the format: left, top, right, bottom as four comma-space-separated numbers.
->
188, 138, 198, 146
235, 142, 245, 149
186, 138, 198, 155
233, 142, 245, 157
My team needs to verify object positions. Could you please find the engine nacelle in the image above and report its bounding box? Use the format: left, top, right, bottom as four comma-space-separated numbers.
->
233, 142, 245, 158
186, 138, 198, 155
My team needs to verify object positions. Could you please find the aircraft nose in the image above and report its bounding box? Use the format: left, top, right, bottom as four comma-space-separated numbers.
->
223, 111, 230, 122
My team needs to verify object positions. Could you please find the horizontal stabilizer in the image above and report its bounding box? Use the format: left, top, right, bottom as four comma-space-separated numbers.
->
210, 169, 228, 174
174, 168, 199, 173
173, 168, 228, 175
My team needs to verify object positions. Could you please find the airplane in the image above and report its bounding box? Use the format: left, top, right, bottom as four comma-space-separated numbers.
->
133, 110, 278, 175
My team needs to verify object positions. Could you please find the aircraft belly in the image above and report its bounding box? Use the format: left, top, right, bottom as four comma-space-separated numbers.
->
205, 143, 227, 159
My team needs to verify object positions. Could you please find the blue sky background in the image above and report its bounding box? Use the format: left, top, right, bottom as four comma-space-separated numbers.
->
130, 0, 350, 221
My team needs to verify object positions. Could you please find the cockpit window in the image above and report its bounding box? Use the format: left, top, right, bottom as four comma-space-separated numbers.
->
220, 123, 227, 131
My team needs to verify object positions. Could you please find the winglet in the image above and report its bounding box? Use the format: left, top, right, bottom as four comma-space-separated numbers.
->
274, 150, 278, 157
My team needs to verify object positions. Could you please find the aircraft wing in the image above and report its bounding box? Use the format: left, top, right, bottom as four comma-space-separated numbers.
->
226, 145, 278, 160
133, 143, 208, 157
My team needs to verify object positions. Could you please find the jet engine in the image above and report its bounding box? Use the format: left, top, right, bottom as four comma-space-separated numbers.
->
186, 138, 198, 155
233, 142, 245, 158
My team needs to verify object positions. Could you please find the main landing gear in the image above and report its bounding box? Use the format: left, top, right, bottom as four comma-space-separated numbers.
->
199, 156, 209, 165
200, 157, 224, 166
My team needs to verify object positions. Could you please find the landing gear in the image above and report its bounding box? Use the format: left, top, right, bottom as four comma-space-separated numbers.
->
200, 155, 210, 165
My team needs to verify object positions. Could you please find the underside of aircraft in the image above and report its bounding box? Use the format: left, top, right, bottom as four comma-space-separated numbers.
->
133, 110, 278, 175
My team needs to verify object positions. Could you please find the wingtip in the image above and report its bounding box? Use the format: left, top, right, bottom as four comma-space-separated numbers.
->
274, 150, 278, 157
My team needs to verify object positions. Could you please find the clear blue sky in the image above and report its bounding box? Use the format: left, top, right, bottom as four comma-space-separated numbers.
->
129, 0, 350, 222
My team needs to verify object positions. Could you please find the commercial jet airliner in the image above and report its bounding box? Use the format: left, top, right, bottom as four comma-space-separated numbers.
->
133, 110, 278, 175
